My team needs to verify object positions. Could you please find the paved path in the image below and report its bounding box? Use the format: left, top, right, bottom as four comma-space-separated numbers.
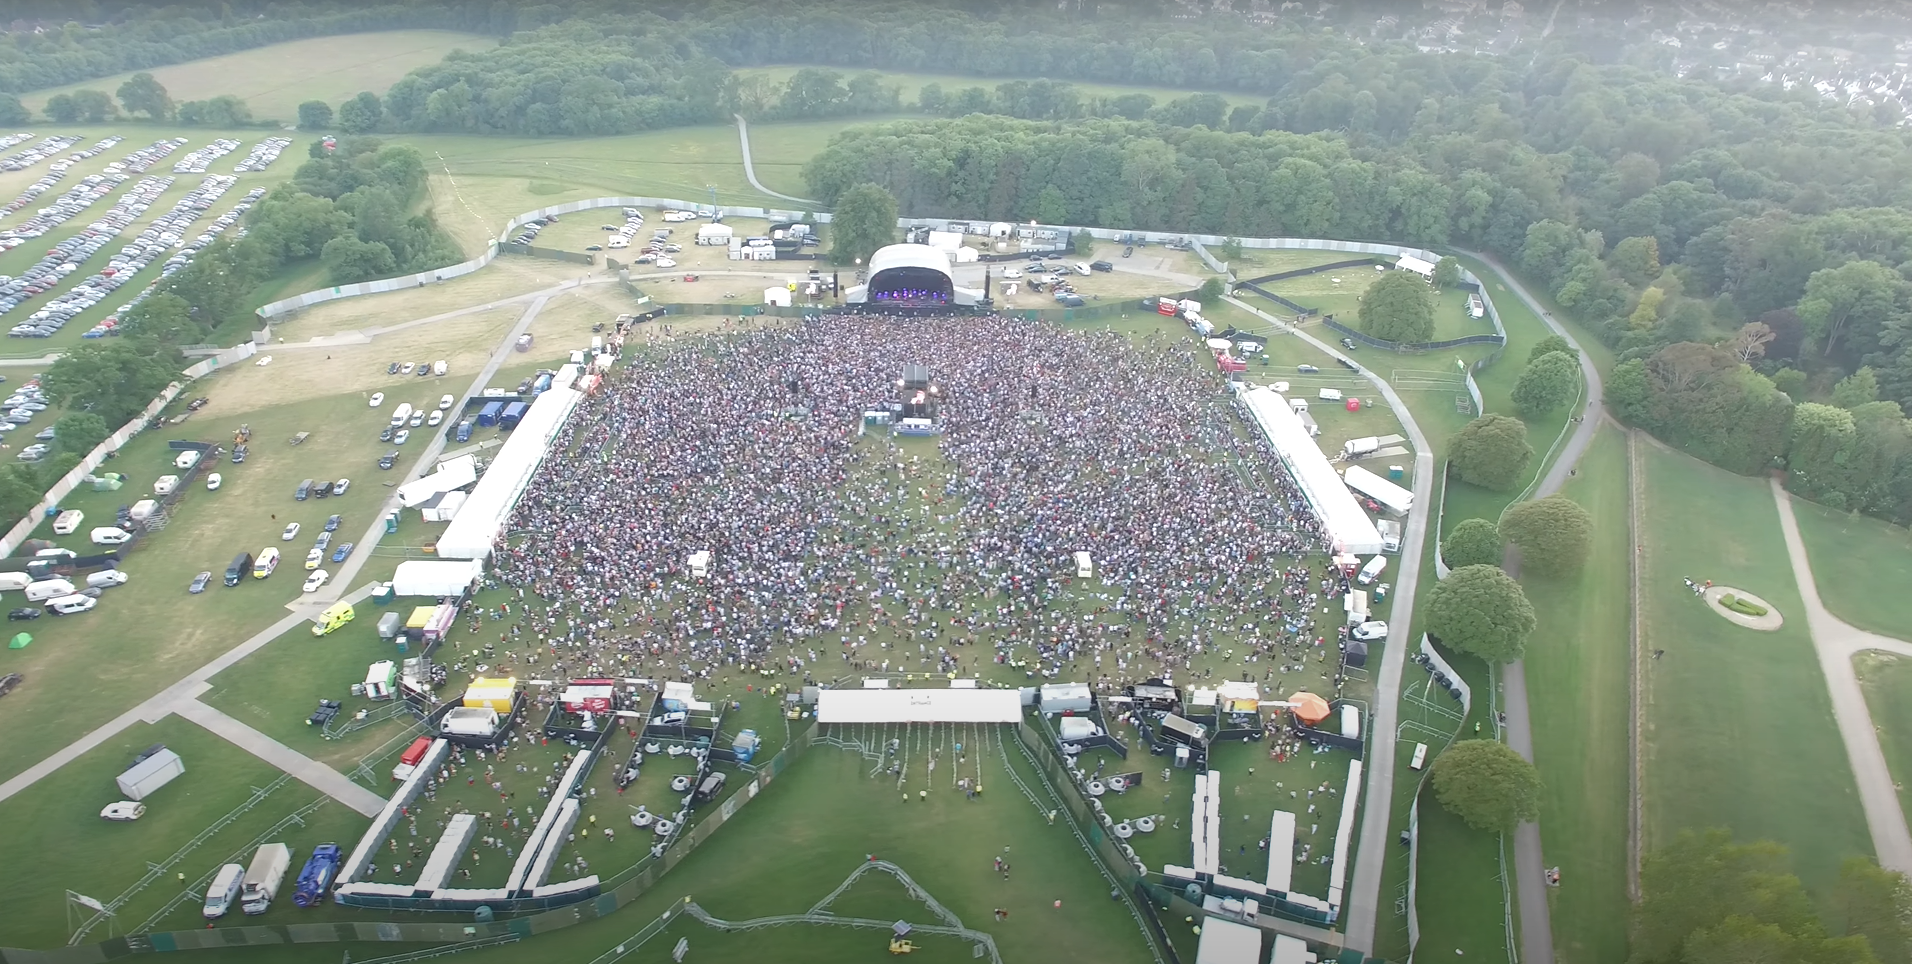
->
1226, 296, 1434, 954
1770, 478, 1912, 873
0, 284, 565, 808
734, 115, 817, 205
1458, 247, 1607, 964
173, 699, 386, 817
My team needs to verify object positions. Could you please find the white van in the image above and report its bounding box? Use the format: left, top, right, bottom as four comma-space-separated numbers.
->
85, 569, 129, 589
47, 594, 97, 615
389, 403, 413, 427
51, 509, 84, 535
90, 526, 133, 545
174, 451, 200, 470
433, 360, 448, 376
1357, 554, 1388, 585
24, 579, 75, 602
1073, 262, 1092, 275
0, 572, 31, 591
203, 863, 246, 919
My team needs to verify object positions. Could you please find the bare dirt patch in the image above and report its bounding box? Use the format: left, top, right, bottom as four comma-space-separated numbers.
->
218, 307, 519, 413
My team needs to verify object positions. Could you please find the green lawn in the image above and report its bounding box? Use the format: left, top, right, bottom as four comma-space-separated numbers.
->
1788, 497, 1912, 638
733, 65, 1264, 114
0, 713, 371, 949
1638, 443, 1871, 893
744, 117, 916, 200
0, 385, 439, 785
1854, 652, 1912, 820
1521, 426, 1632, 964
19, 31, 496, 123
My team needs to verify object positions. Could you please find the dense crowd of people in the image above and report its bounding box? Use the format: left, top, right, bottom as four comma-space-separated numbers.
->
470, 314, 1354, 701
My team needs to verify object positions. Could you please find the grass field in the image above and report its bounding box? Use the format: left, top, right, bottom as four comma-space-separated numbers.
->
1637, 442, 1872, 894
1787, 497, 1912, 638
1854, 652, 1912, 820
1258, 266, 1494, 345
1520, 426, 1632, 964
436, 728, 1159, 964
735, 66, 1265, 116
19, 32, 497, 123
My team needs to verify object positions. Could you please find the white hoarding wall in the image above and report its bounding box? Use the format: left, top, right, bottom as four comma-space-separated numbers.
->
1238, 387, 1383, 555
437, 388, 583, 560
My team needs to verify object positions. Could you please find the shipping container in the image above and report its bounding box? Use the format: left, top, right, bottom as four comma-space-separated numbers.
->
476, 401, 504, 427
499, 402, 528, 429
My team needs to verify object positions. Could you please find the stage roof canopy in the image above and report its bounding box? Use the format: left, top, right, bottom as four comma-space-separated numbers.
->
816, 688, 1022, 723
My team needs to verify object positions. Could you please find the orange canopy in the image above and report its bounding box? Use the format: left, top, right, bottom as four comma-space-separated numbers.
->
1288, 692, 1331, 725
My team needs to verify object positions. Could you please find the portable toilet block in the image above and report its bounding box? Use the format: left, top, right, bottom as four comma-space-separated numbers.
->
1388, 464, 1405, 481
376, 611, 403, 639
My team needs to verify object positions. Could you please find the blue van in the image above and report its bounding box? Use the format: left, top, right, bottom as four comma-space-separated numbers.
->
477, 401, 504, 426
454, 419, 474, 443
500, 401, 528, 429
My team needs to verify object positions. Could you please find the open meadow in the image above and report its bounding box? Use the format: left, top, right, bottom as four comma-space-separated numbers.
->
18, 32, 498, 123
1637, 442, 1872, 894
1521, 426, 1633, 964
1788, 496, 1912, 638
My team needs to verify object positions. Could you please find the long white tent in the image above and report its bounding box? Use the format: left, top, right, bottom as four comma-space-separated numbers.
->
1238, 386, 1384, 554
392, 559, 484, 598
816, 688, 1022, 723
437, 387, 584, 560
397, 453, 478, 508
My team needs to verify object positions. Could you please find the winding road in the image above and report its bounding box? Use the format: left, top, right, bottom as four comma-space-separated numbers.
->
735, 115, 818, 205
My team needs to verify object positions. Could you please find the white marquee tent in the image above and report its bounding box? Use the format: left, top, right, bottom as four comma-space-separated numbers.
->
392, 559, 484, 598
816, 688, 1022, 724
437, 387, 584, 560
1238, 387, 1384, 554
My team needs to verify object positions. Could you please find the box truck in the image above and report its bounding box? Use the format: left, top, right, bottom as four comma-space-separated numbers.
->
1377, 519, 1402, 553
1341, 436, 1380, 459
392, 736, 433, 782
500, 402, 528, 429
240, 843, 292, 915
477, 401, 504, 426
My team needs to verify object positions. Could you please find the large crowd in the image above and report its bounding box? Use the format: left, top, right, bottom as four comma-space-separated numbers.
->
467, 314, 1359, 703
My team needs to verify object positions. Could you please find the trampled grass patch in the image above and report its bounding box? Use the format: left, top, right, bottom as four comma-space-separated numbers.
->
1788, 497, 1912, 638
1638, 443, 1871, 893
19, 31, 498, 123
1521, 426, 1632, 964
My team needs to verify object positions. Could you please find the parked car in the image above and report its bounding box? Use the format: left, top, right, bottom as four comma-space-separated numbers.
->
100, 801, 145, 821
378, 450, 399, 470
1296, 364, 1320, 374
7, 608, 39, 620
324, 514, 342, 532
438, 394, 454, 410
379, 426, 394, 443
231, 445, 247, 464
302, 570, 329, 593
205, 472, 221, 491
331, 542, 355, 563
409, 410, 425, 427
369, 392, 385, 407
189, 571, 212, 594
427, 410, 443, 427
281, 522, 300, 540
393, 430, 410, 445
304, 547, 323, 570
387, 362, 400, 375
1350, 620, 1388, 641
1090, 260, 1114, 272
399, 361, 415, 374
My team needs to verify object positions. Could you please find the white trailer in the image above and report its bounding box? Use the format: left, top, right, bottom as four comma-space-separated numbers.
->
1343, 464, 1413, 515
240, 843, 292, 915
1341, 436, 1380, 459
116, 747, 185, 800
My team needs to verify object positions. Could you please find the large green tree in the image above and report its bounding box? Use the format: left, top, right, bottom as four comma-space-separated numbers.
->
0, 95, 26, 126
337, 91, 384, 134
1511, 350, 1580, 416
52, 412, 109, 458
1500, 496, 1594, 576
177, 95, 252, 127
1430, 740, 1542, 832
1440, 518, 1503, 570
1448, 414, 1533, 491
297, 100, 334, 130
1528, 335, 1576, 363
1356, 271, 1436, 344
115, 72, 173, 120
1833, 857, 1912, 964
1797, 260, 1904, 359
829, 183, 898, 268
1635, 830, 1884, 964
41, 342, 181, 429
44, 93, 79, 123
70, 89, 117, 122
1425, 564, 1536, 663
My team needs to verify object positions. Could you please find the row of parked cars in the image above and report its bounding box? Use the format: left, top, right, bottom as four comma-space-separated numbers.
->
234, 137, 291, 173
508, 214, 555, 246
0, 134, 81, 172
0, 137, 121, 218
1, 174, 168, 334
173, 138, 239, 174
0, 169, 128, 244
70, 183, 263, 340
113, 137, 186, 174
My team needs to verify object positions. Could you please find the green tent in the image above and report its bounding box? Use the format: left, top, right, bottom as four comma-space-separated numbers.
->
8, 633, 28, 649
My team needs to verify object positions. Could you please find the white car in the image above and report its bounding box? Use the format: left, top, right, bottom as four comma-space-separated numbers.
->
427, 410, 443, 427
205, 472, 221, 491
332, 478, 350, 496
1350, 620, 1389, 641
305, 546, 324, 570
393, 429, 410, 445
654, 257, 676, 268
100, 801, 145, 821
369, 392, 385, 408
1002, 268, 1022, 279
438, 394, 454, 410
254, 355, 271, 366
303, 569, 329, 593
281, 522, 301, 540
